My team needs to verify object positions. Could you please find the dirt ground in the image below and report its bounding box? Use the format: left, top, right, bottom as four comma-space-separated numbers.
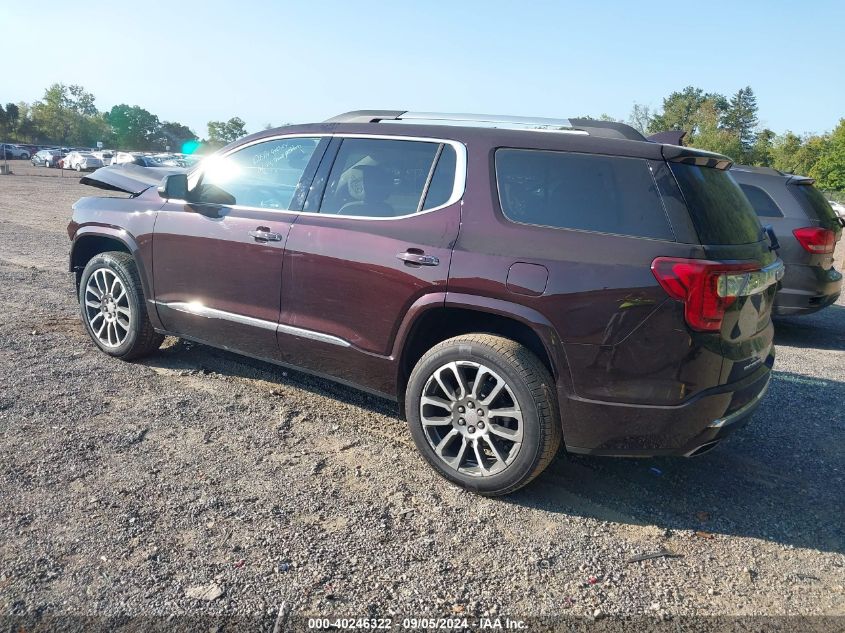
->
1, 161, 844, 630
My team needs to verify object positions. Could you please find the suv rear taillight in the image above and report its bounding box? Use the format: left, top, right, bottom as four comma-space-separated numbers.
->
651, 257, 783, 332
792, 227, 835, 254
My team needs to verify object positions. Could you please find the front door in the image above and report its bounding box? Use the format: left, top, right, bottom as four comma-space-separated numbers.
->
152, 136, 326, 359
277, 135, 464, 393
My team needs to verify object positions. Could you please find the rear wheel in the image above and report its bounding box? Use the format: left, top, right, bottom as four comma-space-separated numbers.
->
406, 334, 561, 496
78, 252, 163, 360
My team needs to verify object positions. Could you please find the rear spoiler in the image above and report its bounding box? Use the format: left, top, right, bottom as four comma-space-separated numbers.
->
660, 145, 732, 170
648, 130, 687, 146
80, 164, 186, 196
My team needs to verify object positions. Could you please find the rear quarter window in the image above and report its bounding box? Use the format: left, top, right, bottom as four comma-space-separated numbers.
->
670, 163, 763, 245
495, 149, 674, 240
739, 183, 783, 218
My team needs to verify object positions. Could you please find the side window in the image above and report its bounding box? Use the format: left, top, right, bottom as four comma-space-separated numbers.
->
739, 183, 783, 218
319, 139, 442, 217
495, 149, 675, 240
194, 137, 320, 209
422, 145, 457, 211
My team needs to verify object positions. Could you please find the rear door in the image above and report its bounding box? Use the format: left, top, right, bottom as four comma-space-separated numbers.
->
152, 135, 326, 360
669, 162, 780, 384
277, 135, 463, 393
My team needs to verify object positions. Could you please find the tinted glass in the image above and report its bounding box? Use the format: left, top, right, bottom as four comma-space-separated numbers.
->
670, 163, 763, 245
195, 137, 319, 208
789, 183, 841, 232
422, 145, 457, 210
739, 183, 783, 218
320, 139, 439, 217
495, 149, 674, 240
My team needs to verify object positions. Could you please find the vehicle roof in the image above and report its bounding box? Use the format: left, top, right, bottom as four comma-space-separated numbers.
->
234, 120, 732, 165
732, 164, 814, 185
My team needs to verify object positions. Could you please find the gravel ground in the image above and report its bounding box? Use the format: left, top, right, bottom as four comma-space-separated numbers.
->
1, 163, 844, 629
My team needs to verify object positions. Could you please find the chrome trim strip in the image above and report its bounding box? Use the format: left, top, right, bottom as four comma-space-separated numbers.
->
156, 301, 351, 347
707, 374, 771, 429
180, 133, 467, 220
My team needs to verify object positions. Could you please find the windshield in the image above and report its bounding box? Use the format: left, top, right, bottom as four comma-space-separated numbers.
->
670, 163, 763, 245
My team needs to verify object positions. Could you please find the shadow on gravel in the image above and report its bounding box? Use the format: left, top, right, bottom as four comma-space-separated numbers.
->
510, 369, 845, 554
139, 338, 400, 418
774, 304, 845, 351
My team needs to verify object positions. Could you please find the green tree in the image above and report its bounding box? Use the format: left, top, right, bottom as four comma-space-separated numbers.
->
686, 99, 743, 159
206, 117, 248, 145
648, 86, 728, 136
627, 103, 653, 135
771, 132, 829, 176
107, 104, 162, 150
750, 128, 775, 166
156, 121, 198, 151
723, 86, 759, 156
810, 119, 845, 190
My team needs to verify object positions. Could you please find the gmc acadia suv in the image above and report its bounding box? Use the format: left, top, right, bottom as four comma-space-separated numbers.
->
68, 110, 783, 495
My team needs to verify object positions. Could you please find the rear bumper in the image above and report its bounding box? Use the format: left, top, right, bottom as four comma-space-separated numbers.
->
561, 359, 773, 457
774, 264, 842, 316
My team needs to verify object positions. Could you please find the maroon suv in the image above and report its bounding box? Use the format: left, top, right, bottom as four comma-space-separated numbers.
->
68, 110, 783, 495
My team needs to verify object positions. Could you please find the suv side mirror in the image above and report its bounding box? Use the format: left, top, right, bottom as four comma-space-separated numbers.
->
158, 173, 188, 200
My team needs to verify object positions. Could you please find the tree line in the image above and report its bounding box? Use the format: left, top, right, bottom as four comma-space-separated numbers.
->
614, 85, 843, 192
0, 83, 248, 153
1, 83, 843, 191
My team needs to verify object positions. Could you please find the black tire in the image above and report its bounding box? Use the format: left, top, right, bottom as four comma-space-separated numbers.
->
78, 251, 164, 360
405, 334, 561, 496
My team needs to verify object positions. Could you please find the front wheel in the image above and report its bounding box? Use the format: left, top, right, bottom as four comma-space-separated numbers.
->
405, 334, 561, 496
78, 252, 164, 360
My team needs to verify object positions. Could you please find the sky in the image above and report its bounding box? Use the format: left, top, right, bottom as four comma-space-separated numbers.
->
3, 0, 843, 138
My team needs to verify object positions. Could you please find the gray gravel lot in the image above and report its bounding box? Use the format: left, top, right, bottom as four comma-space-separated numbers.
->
1, 161, 844, 627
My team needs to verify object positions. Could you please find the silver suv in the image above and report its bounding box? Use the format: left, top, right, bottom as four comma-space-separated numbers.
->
732, 165, 843, 315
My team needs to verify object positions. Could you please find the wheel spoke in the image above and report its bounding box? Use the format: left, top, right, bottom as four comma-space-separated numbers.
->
96, 320, 106, 338
86, 284, 102, 300
110, 275, 120, 295
472, 440, 488, 474
471, 367, 492, 399
480, 376, 506, 405
421, 414, 452, 426
114, 287, 126, 302
90, 312, 104, 325
421, 395, 452, 413
488, 422, 523, 443
435, 429, 459, 457
115, 316, 130, 331
445, 436, 469, 469
85, 298, 101, 309
116, 306, 130, 317
488, 407, 522, 422
482, 435, 506, 468
446, 362, 468, 399
433, 368, 458, 401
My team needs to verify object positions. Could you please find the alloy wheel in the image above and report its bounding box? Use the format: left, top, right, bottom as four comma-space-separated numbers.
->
84, 268, 131, 348
419, 361, 523, 477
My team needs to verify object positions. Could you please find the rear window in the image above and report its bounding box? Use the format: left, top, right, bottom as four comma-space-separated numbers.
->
670, 163, 763, 245
495, 149, 674, 240
789, 182, 841, 231
739, 183, 783, 218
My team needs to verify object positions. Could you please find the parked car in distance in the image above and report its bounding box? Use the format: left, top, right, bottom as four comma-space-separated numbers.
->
68, 110, 783, 495
732, 165, 842, 315
31, 149, 61, 167
828, 199, 845, 223
91, 150, 114, 165
64, 151, 104, 172
0, 143, 30, 159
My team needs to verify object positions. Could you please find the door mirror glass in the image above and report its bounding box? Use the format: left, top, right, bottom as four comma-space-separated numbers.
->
158, 173, 188, 200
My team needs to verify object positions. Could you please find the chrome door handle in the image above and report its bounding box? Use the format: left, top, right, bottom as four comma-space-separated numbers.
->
396, 251, 440, 266
249, 229, 283, 242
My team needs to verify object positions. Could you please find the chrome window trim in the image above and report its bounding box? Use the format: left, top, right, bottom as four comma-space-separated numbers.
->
177, 133, 467, 221
156, 300, 351, 348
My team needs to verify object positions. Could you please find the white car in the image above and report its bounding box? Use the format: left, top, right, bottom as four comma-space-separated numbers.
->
91, 150, 114, 165
828, 199, 845, 224
64, 151, 104, 172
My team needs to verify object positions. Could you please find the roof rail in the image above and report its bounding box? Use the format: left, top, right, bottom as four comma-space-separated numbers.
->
325, 110, 647, 141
